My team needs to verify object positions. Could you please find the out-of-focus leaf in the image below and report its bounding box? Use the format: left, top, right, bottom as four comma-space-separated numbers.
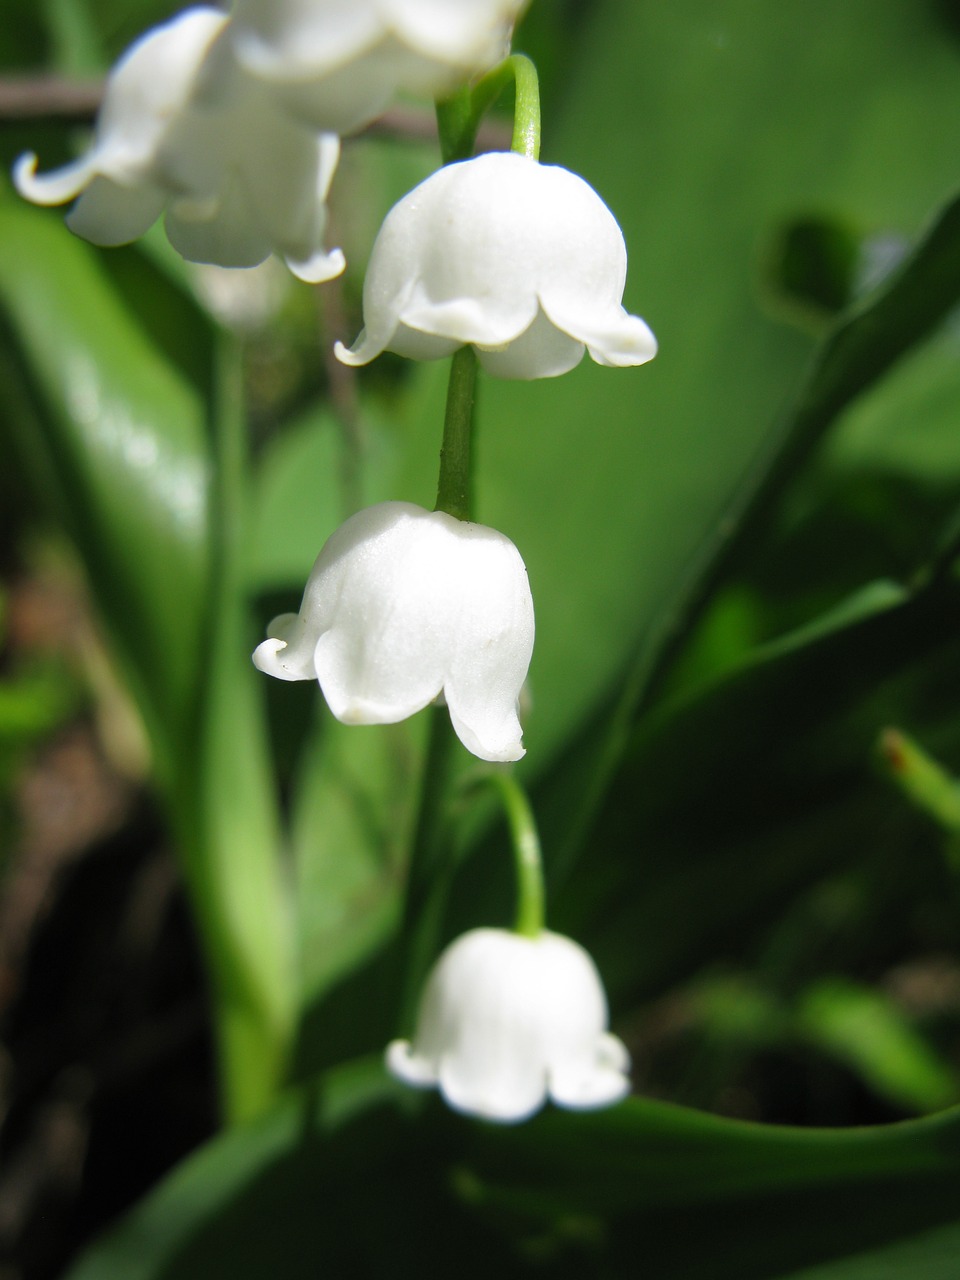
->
66, 1065, 960, 1280
465, 1098, 960, 1278
774, 1220, 960, 1280
529, 181, 960, 896
289, 717, 423, 1067
0, 192, 210, 778
827, 322, 960, 487
250, 407, 344, 592
539, 577, 960, 999
797, 977, 960, 1114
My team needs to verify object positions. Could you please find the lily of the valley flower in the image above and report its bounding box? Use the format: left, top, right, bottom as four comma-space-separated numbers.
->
230, 0, 529, 133
252, 502, 534, 763
387, 927, 631, 1123
14, 7, 344, 283
335, 150, 657, 379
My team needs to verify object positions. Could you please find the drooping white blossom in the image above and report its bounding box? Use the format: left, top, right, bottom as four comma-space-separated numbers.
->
13, 7, 345, 283
387, 927, 631, 1123
230, 0, 528, 133
335, 150, 657, 379
252, 502, 534, 763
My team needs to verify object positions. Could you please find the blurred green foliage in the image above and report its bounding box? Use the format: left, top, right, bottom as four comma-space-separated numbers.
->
1, 0, 960, 1276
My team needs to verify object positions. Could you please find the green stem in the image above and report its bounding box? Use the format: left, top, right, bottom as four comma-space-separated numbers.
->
507, 55, 541, 160
397, 707, 460, 1033
180, 332, 294, 1125
434, 346, 478, 521
435, 54, 542, 165
488, 771, 546, 937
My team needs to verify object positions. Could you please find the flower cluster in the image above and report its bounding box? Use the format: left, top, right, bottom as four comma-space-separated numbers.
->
15, 0, 527, 274
16, 0, 651, 1127
229, 0, 528, 133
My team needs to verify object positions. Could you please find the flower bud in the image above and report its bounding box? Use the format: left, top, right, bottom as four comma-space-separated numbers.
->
336, 151, 657, 379
388, 927, 631, 1123
253, 501, 534, 763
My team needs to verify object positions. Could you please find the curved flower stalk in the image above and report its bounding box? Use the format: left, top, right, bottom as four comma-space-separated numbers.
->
230, 0, 529, 133
13, 7, 345, 283
252, 502, 534, 763
387, 927, 631, 1123
335, 150, 657, 379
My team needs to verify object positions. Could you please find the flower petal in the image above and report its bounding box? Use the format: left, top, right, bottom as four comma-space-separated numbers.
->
385, 1039, 439, 1088
475, 308, 585, 380
286, 245, 346, 284
382, 0, 522, 63
66, 174, 167, 246
251, 613, 315, 681
541, 297, 658, 369
12, 152, 97, 206
438, 1048, 547, 1124
549, 1033, 632, 1110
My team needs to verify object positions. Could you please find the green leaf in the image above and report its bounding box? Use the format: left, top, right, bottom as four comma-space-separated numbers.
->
389, 0, 960, 778
539, 577, 960, 999
66, 1068, 960, 1280
0, 192, 210, 779
0, 200, 291, 1121
797, 978, 960, 1114
774, 1220, 960, 1280
289, 717, 424, 1071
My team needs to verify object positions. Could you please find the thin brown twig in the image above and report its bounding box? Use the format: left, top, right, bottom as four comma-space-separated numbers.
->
0, 75, 513, 151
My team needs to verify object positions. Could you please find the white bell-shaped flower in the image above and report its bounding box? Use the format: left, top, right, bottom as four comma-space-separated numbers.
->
13, 7, 344, 283
387, 927, 631, 1123
230, 0, 528, 133
335, 151, 657, 380
252, 501, 534, 763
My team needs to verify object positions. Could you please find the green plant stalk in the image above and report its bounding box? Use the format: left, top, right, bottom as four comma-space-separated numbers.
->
434, 345, 478, 520
176, 332, 295, 1125
878, 727, 960, 843
398, 341, 478, 1026
435, 54, 541, 164
488, 771, 545, 937
398, 52, 544, 1026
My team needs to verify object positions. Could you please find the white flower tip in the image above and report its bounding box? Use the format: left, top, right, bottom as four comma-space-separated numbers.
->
287, 245, 346, 285
451, 719, 525, 763
13, 151, 90, 206
385, 1040, 437, 1089
549, 1034, 632, 1111
252, 613, 315, 681
252, 636, 294, 679
592, 315, 658, 368
333, 335, 373, 367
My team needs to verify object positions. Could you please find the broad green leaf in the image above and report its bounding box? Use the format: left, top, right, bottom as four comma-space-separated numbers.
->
0, 193, 210, 777
827, 321, 960, 484
0, 199, 292, 1120
66, 1066, 960, 1280
250, 407, 344, 592
289, 717, 424, 1066
529, 181, 960, 891
774, 1220, 960, 1280
465, 1099, 960, 1278
527, 577, 960, 1001
388, 0, 960, 778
